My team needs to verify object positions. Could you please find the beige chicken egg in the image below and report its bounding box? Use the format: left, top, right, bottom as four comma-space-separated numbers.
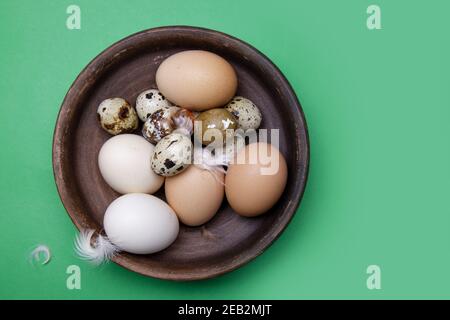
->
225, 142, 288, 217
156, 50, 237, 111
165, 165, 224, 226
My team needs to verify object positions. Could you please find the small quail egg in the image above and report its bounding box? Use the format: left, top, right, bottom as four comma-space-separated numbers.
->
151, 132, 193, 176
143, 107, 195, 144
194, 108, 238, 146
136, 89, 173, 122
142, 106, 178, 144
225, 96, 262, 130
97, 98, 138, 135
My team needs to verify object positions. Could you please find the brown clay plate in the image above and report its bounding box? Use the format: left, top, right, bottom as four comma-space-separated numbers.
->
52, 26, 309, 281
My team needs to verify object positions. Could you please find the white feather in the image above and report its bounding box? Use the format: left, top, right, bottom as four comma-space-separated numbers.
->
195, 148, 228, 169
74, 229, 119, 265
30, 244, 51, 265
193, 148, 227, 185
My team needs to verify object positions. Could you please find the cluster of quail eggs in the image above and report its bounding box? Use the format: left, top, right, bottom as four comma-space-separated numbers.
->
97, 86, 262, 179
98, 92, 262, 177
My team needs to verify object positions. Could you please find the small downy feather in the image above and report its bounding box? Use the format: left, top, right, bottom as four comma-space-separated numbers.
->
29, 244, 52, 266
194, 148, 227, 185
195, 148, 228, 169
74, 229, 119, 265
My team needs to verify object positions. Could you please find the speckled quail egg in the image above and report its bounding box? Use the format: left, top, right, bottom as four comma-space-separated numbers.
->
142, 106, 178, 144
194, 108, 238, 146
151, 132, 193, 176
143, 107, 195, 145
97, 98, 138, 135
135, 89, 173, 122
225, 96, 262, 131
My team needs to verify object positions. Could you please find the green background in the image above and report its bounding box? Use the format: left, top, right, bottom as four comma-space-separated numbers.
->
0, 0, 449, 299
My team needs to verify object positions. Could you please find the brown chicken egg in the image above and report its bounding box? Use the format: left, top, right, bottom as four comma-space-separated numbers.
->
165, 165, 225, 226
225, 142, 288, 217
156, 50, 237, 111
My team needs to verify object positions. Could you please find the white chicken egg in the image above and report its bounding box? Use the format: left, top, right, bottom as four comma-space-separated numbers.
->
135, 89, 173, 122
104, 193, 179, 254
98, 134, 164, 194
